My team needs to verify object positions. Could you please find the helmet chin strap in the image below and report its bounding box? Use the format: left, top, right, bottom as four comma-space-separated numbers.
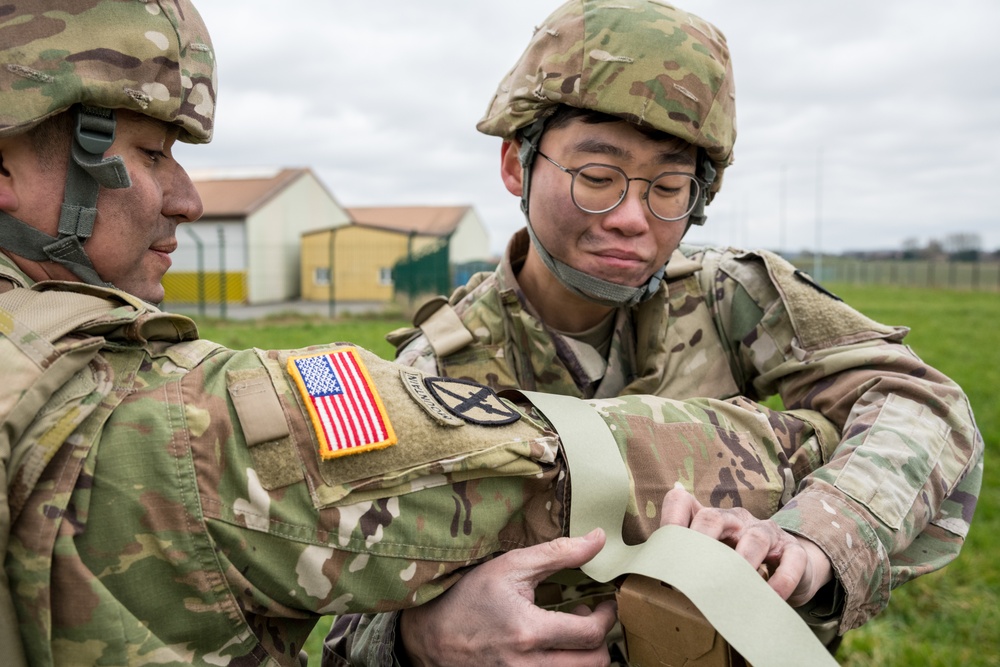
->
0, 106, 130, 287
516, 120, 663, 309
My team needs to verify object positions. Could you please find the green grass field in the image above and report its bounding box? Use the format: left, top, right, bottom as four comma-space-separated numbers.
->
190, 285, 999, 666
826, 286, 999, 667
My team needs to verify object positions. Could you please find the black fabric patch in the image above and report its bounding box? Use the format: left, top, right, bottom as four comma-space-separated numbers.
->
423, 377, 521, 426
793, 269, 842, 302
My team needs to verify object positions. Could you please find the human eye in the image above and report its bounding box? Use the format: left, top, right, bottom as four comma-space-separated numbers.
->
651, 183, 683, 198
140, 147, 167, 163
651, 173, 693, 198
577, 165, 619, 189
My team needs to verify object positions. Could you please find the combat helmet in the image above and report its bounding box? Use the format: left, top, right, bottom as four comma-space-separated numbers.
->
0, 0, 216, 289
478, 0, 736, 307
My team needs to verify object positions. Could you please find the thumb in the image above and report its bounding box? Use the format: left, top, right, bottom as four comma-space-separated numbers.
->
506, 529, 607, 586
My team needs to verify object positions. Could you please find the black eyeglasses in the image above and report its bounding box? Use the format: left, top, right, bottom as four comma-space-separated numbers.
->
535, 149, 703, 222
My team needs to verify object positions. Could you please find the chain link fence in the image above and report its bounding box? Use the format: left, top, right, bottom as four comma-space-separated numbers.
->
160, 230, 246, 319
791, 257, 1000, 292
164, 230, 998, 323
161, 228, 500, 320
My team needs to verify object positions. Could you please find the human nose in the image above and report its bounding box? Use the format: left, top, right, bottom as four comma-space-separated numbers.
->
164, 161, 204, 224
601, 178, 652, 235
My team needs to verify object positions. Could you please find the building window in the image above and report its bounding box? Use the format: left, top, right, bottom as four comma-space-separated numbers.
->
314, 267, 330, 286
378, 267, 393, 286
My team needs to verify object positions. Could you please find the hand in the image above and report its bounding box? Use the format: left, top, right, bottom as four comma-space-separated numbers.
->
660, 486, 833, 607
400, 528, 616, 667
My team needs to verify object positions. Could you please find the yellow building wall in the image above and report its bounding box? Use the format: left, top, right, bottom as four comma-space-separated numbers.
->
302, 227, 431, 302
162, 271, 247, 303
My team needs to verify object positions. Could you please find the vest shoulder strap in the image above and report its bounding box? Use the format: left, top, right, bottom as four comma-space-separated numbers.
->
413, 296, 474, 358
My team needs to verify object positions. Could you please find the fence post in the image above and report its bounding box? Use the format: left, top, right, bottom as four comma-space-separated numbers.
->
218, 225, 227, 320
183, 226, 205, 317
328, 228, 337, 318
407, 231, 416, 308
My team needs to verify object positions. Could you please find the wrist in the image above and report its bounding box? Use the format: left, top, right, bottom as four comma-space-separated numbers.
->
397, 608, 426, 667
794, 535, 834, 604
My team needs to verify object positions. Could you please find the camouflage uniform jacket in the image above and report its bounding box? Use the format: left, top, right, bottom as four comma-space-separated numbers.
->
326, 229, 983, 666
0, 254, 879, 666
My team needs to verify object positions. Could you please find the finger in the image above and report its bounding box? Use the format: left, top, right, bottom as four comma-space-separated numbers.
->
765, 542, 808, 601
659, 485, 703, 527
523, 598, 617, 652
532, 608, 616, 653
588, 599, 619, 635
732, 524, 776, 571
500, 529, 607, 586
687, 507, 747, 542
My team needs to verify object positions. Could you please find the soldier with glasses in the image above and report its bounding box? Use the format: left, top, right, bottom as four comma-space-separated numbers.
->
325, 1, 984, 665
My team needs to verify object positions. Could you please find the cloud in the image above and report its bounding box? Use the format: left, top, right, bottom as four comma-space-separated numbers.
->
177, 0, 1000, 254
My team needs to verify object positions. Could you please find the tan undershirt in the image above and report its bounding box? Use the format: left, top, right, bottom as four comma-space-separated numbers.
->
551, 309, 617, 384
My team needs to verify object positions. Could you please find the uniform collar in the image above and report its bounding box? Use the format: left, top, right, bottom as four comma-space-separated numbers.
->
0, 253, 33, 292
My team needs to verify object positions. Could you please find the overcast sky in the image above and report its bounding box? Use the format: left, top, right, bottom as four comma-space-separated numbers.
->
175, 0, 1000, 256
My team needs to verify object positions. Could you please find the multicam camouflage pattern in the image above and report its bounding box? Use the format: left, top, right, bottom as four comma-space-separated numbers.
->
0, 0, 216, 142
330, 229, 984, 666
0, 254, 880, 666
477, 0, 735, 194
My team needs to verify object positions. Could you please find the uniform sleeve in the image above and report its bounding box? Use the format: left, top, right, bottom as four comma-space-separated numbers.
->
322, 612, 401, 667
183, 343, 565, 615
179, 339, 846, 661
327, 331, 439, 667
705, 249, 984, 632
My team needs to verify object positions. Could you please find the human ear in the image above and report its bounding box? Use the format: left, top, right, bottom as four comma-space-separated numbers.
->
500, 140, 524, 197
0, 148, 18, 212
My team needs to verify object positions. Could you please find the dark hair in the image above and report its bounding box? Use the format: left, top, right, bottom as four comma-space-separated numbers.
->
540, 105, 692, 150
25, 112, 73, 169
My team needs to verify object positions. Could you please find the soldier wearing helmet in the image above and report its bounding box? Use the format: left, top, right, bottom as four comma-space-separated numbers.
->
0, 0, 215, 301
477, 0, 734, 311
7, 3, 957, 666
325, 1, 983, 665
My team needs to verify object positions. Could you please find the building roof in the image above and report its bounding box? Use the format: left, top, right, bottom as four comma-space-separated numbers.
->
189, 167, 312, 219
346, 205, 471, 237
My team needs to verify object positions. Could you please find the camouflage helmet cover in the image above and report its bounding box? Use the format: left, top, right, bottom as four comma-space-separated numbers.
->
478, 0, 736, 194
0, 0, 216, 143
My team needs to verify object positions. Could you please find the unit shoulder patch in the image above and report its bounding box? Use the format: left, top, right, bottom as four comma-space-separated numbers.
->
399, 368, 464, 427
287, 348, 397, 459
423, 376, 521, 426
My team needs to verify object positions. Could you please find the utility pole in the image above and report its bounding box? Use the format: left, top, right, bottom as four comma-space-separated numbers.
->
779, 164, 787, 255
814, 149, 823, 280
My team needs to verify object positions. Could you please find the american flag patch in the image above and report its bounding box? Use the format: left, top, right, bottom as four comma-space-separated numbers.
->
287, 348, 397, 459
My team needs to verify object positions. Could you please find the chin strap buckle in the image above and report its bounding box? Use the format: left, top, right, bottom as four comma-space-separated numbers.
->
74, 106, 116, 156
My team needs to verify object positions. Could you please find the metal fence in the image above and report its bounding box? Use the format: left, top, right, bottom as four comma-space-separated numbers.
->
163, 233, 997, 323
159, 232, 500, 320
791, 257, 1000, 292
160, 234, 246, 319
392, 238, 451, 307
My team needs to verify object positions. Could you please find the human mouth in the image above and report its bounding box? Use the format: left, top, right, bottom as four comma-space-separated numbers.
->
582, 248, 654, 284
149, 239, 177, 255
148, 240, 176, 269
592, 248, 646, 266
